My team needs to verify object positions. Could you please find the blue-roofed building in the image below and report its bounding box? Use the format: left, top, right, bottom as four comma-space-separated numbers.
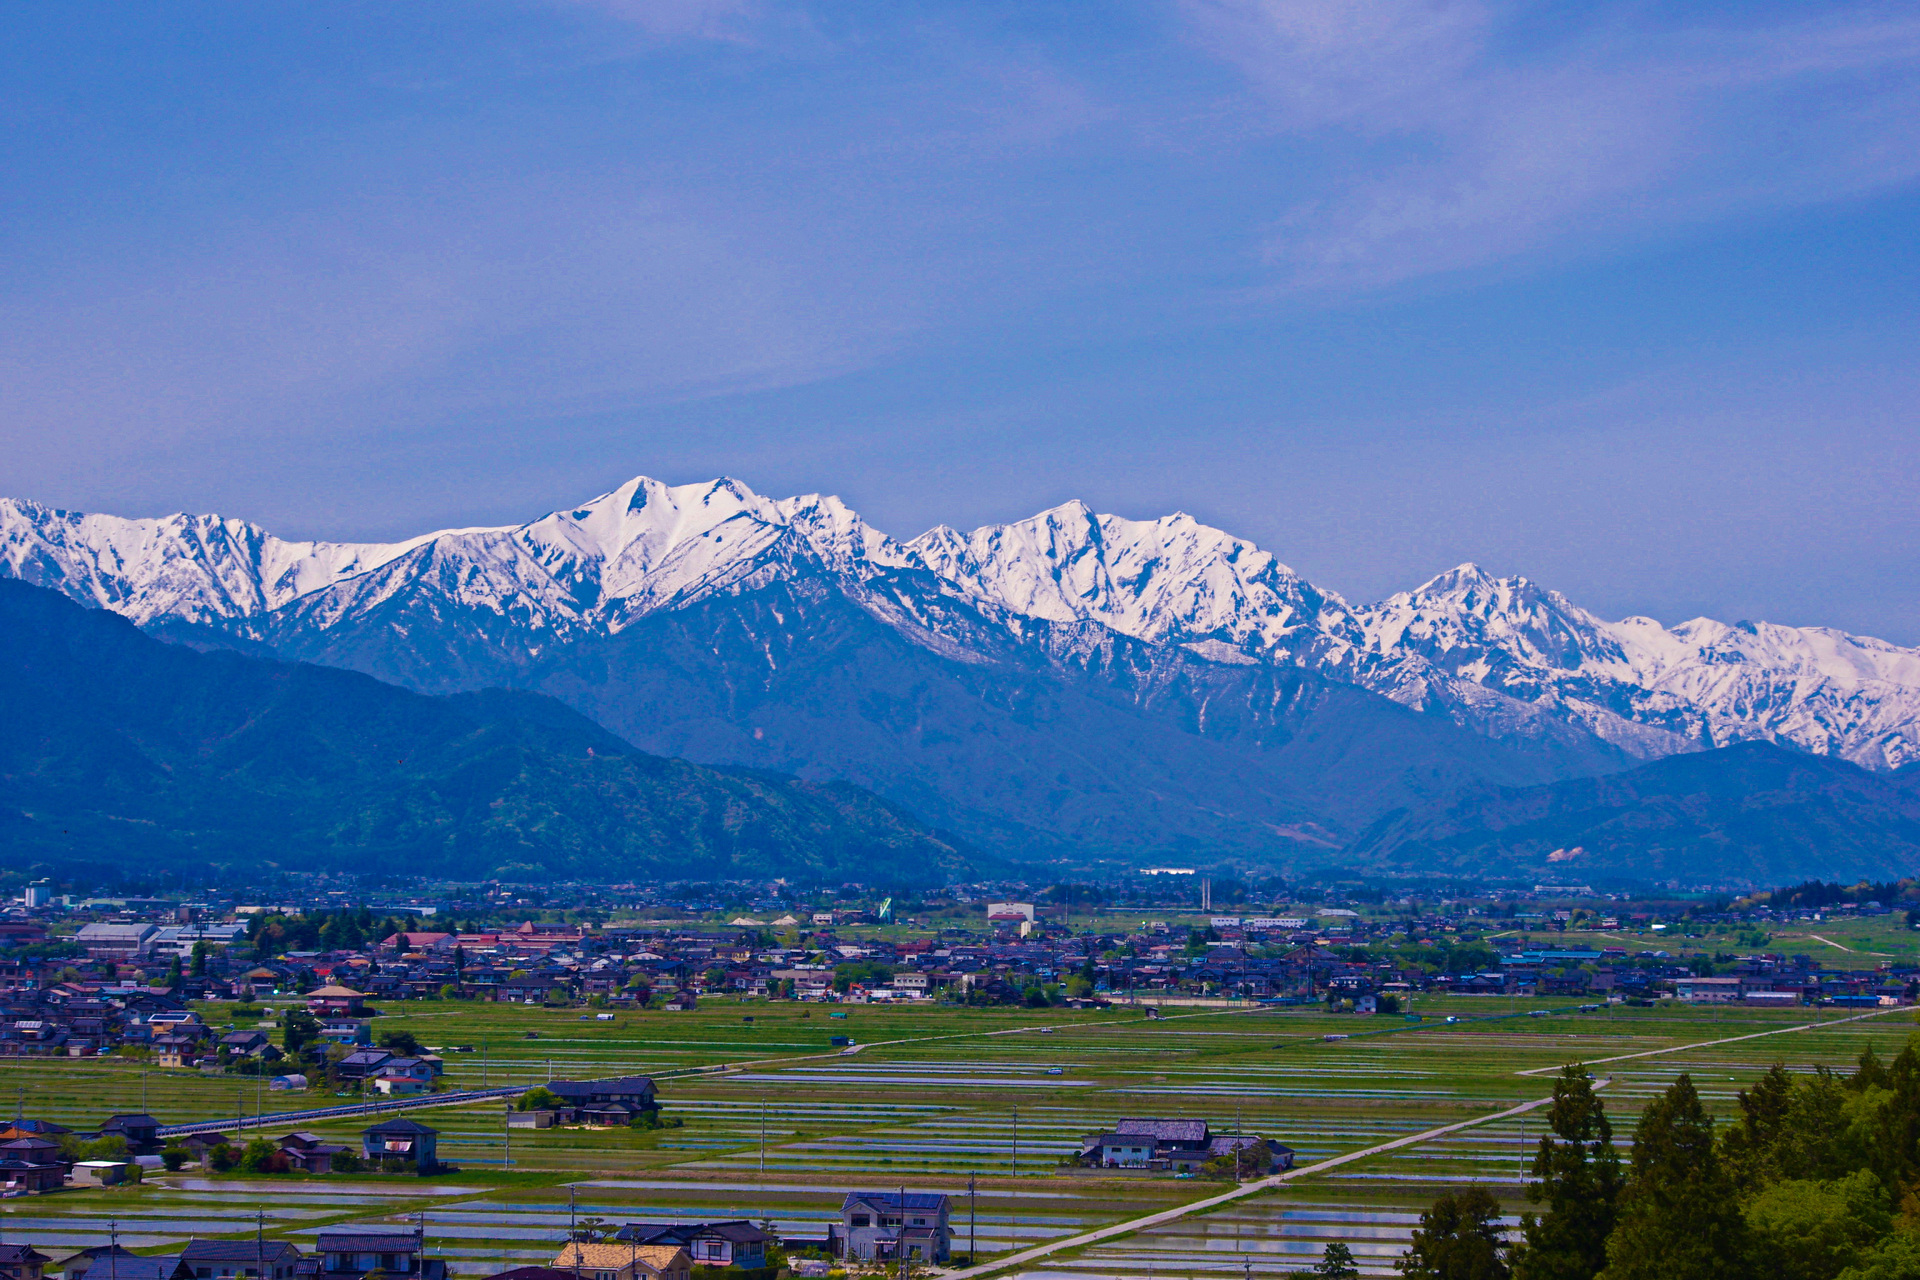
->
79, 1258, 188, 1280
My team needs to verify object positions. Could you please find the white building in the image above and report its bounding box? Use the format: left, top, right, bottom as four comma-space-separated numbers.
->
74, 923, 158, 960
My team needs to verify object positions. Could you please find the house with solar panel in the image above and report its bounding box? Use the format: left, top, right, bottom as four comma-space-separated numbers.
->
831, 1192, 951, 1264
1080, 1117, 1294, 1173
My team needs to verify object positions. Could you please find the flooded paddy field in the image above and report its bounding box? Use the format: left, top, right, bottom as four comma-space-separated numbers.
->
1, 998, 1910, 1274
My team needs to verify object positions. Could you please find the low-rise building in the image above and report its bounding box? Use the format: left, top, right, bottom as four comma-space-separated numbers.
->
74, 925, 158, 961
179, 1240, 300, 1280
359, 1119, 438, 1173
70, 1161, 130, 1187
305, 986, 367, 1018
58, 1246, 136, 1280
1674, 976, 1746, 1004
613, 1222, 771, 1270
545, 1077, 658, 1126
833, 1191, 951, 1265
0, 1244, 49, 1280
316, 1231, 443, 1280
1080, 1118, 1213, 1172
545, 1244, 688, 1280
95, 1114, 162, 1155
276, 1133, 349, 1175
76, 1257, 187, 1280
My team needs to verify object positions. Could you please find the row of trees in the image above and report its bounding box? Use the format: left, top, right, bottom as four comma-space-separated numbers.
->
1770, 880, 1911, 910
1388, 1037, 1920, 1280
246, 907, 421, 957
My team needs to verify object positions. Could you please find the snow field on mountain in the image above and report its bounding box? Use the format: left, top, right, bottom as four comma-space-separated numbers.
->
5, 475, 1918, 769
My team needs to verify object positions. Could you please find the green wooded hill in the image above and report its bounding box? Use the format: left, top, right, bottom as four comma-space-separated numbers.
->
0, 580, 975, 883
1346, 740, 1920, 885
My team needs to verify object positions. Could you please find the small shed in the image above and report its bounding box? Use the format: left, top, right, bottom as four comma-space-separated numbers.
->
72, 1160, 130, 1186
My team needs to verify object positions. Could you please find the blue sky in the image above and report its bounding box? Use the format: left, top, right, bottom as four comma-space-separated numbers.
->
4, 1, 1918, 638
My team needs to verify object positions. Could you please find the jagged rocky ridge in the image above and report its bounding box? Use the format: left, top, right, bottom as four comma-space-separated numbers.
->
6, 476, 1918, 863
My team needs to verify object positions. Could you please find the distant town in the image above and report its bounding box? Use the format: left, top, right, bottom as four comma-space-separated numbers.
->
0, 873, 1913, 1069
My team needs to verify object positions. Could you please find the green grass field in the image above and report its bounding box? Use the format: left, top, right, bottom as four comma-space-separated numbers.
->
6, 996, 1914, 1277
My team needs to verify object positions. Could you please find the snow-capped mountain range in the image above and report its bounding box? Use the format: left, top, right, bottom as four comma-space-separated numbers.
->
6, 475, 1918, 774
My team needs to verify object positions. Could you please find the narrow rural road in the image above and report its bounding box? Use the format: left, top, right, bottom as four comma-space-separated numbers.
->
1515, 1002, 1910, 1076
155, 1085, 527, 1139
944, 1003, 1914, 1278
939, 1090, 1571, 1280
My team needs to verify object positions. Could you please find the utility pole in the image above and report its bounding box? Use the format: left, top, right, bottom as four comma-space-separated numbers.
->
255, 1208, 265, 1280
568, 1186, 581, 1280
896, 1183, 906, 1280
758, 1099, 767, 1179
1010, 1105, 1020, 1259
503, 1098, 512, 1169
968, 1173, 976, 1265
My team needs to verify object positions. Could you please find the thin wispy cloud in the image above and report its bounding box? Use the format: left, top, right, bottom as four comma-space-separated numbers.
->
1181, 0, 1920, 287
3, 1, 1916, 639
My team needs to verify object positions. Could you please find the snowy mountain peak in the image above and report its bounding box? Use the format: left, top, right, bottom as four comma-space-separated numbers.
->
1357, 563, 1611, 672
6, 477, 1920, 771
907, 502, 1347, 656
1351, 563, 1920, 769
0, 496, 473, 625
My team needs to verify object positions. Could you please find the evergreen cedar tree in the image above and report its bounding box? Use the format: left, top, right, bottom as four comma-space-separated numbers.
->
1401, 1037, 1920, 1280
1511, 1066, 1622, 1280
1595, 1073, 1745, 1280
1313, 1242, 1361, 1278
1397, 1187, 1510, 1280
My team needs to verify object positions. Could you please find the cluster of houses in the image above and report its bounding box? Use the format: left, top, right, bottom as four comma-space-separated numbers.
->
0, 1112, 450, 1194
0, 1193, 958, 1276
11, 1228, 447, 1280
0, 896, 1914, 1067
0, 1107, 1299, 1273
3, 1070, 680, 1196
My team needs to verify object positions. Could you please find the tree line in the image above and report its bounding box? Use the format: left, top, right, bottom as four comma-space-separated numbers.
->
1347, 1036, 1920, 1280
246, 907, 420, 957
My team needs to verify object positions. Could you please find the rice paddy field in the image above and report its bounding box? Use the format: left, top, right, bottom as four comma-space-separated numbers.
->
3, 996, 1914, 1277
